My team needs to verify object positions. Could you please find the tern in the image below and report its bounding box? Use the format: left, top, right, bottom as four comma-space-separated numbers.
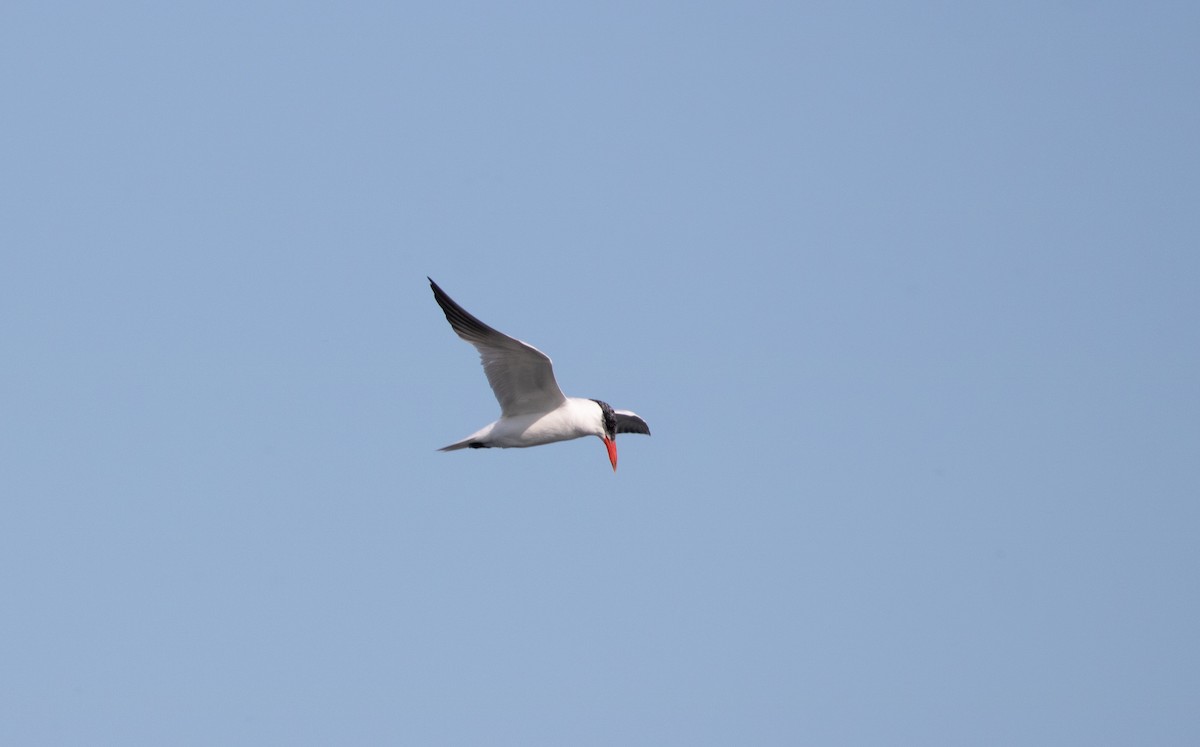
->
429, 278, 650, 470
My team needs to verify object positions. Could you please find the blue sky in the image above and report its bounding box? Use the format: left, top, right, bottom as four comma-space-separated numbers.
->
3, 2, 1198, 744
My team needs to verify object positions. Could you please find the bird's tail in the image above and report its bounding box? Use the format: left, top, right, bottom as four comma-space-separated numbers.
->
438, 438, 474, 452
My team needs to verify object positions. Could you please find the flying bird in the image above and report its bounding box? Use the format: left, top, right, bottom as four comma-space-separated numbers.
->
428, 278, 650, 471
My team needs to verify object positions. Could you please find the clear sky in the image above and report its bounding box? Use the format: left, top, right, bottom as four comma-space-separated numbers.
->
3, 2, 1198, 744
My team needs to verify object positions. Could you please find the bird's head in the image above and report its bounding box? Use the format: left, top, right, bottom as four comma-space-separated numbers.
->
590, 398, 619, 471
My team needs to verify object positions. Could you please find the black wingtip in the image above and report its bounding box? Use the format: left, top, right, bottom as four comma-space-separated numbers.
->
427, 277, 506, 344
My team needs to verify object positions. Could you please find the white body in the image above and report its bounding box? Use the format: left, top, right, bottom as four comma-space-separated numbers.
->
448, 397, 606, 449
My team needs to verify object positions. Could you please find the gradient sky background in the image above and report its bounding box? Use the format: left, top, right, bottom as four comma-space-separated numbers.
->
3, 2, 1198, 744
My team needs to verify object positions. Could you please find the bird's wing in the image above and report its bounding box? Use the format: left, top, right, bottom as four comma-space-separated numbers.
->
429, 279, 567, 417
613, 410, 651, 436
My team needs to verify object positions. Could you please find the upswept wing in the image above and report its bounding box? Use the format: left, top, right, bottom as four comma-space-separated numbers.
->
429, 279, 567, 416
